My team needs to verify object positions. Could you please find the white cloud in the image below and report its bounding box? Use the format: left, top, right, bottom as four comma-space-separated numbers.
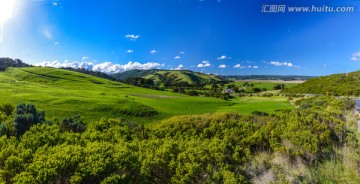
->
218, 64, 226, 68
174, 64, 184, 70
82, 56, 89, 61
217, 55, 231, 60
351, 52, 360, 61
179, 51, 185, 55
43, 30, 52, 39
53, 2, 58, 6
126, 49, 134, 53
125, 34, 140, 41
36, 61, 94, 71
150, 49, 157, 54
233, 64, 257, 69
36, 61, 163, 74
174, 56, 181, 59
233, 64, 245, 68
270, 61, 297, 68
197, 61, 211, 68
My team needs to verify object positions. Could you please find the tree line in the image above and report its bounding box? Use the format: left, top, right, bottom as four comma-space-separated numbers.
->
0, 58, 31, 71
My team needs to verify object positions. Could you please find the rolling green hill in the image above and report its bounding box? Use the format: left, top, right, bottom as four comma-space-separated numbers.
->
111, 69, 225, 85
110, 69, 162, 81
1, 68, 359, 184
0, 67, 293, 122
282, 70, 360, 96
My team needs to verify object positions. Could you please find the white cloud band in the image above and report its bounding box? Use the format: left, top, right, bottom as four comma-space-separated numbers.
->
36, 61, 163, 74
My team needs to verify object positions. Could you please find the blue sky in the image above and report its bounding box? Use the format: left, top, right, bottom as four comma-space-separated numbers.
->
0, 0, 360, 76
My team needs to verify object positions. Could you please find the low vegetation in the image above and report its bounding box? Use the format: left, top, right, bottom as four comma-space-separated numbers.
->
2, 60, 358, 183
0, 96, 358, 183
283, 70, 360, 96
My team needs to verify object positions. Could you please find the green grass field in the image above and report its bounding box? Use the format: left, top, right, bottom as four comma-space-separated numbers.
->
0, 67, 294, 123
204, 81, 299, 92
230, 81, 299, 90
144, 70, 222, 85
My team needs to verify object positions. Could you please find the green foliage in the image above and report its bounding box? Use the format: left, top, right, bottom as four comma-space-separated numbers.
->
251, 111, 269, 116
124, 77, 155, 88
13, 103, 45, 138
0, 58, 30, 71
0, 103, 15, 137
186, 90, 199, 96
273, 83, 285, 90
0, 70, 358, 183
252, 87, 262, 93
283, 70, 360, 96
0, 103, 14, 118
112, 69, 225, 85
60, 115, 86, 133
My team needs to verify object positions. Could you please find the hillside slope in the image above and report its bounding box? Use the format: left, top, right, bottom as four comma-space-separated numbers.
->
111, 69, 224, 84
0, 67, 292, 122
282, 70, 360, 96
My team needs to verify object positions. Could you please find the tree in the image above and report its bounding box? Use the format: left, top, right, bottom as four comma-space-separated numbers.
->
0, 103, 14, 117
125, 77, 145, 86
273, 84, 285, 90
172, 87, 179, 93
211, 83, 219, 90
145, 79, 155, 87
252, 88, 262, 93
60, 115, 86, 133
227, 84, 236, 89
13, 103, 45, 138
178, 87, 186, 94
186, 90, 199, 96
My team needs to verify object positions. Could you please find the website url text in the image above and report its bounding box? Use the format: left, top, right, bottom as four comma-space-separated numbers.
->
261, 5, 355, 13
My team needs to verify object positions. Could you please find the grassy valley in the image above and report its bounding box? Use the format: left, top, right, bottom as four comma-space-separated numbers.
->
1, 65, 360, 183
0, 67, 293, 123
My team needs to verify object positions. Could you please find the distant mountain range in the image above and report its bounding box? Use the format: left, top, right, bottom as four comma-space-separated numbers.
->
224, 75, 315, 81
